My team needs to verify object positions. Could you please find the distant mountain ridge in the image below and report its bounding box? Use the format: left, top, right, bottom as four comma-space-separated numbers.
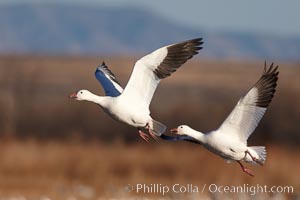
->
0, 3, 299, 61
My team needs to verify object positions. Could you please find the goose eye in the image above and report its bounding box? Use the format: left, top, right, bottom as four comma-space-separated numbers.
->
80, 92, 83, 94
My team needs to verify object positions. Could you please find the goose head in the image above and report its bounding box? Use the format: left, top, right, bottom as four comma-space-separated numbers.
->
171, 125, 205, 143
170, 125, 191, 136
69, 89, 93, 101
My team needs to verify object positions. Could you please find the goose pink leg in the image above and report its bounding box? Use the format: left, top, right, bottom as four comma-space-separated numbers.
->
138, 130, 150, 143
237, 161, 254, 177
146, 123, 159, 141
245, 150, 264, 166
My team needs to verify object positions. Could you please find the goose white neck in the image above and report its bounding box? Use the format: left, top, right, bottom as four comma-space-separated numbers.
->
82, 92, 107, 107
184, 127, 206, 144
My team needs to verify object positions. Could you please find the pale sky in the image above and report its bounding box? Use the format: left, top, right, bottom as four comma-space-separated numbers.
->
1, 0, 300, 37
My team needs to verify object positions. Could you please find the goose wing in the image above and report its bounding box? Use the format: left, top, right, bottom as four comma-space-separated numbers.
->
95, 62, 123, 97
121, 38, 203, 106
160, 134, 201, 144
217, 62, 279, 143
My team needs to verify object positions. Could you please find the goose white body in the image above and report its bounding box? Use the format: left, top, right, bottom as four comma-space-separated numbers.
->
102, 95, 150, 127
183, 127, 261, 163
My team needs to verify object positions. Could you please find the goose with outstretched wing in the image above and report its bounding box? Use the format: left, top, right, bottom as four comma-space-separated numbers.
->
69, 38, 203, 142
170, 62, 279, 176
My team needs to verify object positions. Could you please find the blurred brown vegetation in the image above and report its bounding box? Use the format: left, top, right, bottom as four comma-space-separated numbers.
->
0, 55, 299, 199
0, 55, 299, 144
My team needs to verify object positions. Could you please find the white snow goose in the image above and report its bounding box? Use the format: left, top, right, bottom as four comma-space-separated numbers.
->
170, 62, 279, 177
69, 38, 203, 142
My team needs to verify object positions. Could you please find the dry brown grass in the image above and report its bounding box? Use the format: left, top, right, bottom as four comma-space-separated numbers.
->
0, 139, 298, 199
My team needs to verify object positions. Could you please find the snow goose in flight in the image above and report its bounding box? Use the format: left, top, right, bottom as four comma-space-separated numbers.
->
170, 62, 279, 176
69, 38, 203, 142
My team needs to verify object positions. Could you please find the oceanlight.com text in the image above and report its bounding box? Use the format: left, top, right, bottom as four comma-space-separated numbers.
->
124, 183, 294, 196
208, 183, 294, 196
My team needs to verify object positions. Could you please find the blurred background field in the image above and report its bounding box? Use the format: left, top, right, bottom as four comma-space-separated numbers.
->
1, 0, 300, 199
0, 56, 299, 199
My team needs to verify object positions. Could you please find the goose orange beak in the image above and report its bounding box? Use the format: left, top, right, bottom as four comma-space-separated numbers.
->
170, 128, 178, 134
69, 93, 77, 99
